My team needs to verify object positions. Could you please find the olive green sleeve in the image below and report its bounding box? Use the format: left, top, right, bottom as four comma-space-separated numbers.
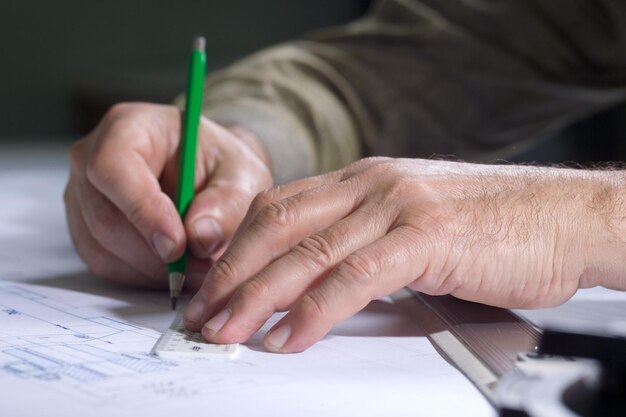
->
196, 0, 626, 184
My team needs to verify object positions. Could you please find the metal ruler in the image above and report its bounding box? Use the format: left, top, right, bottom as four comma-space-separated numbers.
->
151, 313, 239, 359
391, 289, 541, 403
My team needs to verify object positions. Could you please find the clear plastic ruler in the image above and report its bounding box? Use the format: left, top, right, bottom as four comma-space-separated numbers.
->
151, 312, 239, 359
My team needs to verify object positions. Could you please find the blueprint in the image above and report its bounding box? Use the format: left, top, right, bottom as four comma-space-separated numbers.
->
0, 281, 495, 417
0, 283, 176, 404
0, 282, 293, 410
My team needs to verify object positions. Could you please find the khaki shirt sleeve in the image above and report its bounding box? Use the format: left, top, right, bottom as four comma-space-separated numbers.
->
198, 0, 626, 184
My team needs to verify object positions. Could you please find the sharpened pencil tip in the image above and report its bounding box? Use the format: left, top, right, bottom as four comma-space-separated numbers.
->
171, 297, 177, 310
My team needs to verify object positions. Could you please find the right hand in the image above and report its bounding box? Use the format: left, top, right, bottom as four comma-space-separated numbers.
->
64, 102, 273, 289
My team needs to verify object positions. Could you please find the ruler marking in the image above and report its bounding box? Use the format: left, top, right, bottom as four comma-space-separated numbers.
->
151, 313, 238, 359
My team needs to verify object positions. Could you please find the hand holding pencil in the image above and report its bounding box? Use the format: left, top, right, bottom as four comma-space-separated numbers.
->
63, 62, 272, 295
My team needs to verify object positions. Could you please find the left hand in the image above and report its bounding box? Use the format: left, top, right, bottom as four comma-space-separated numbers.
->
183, 157, 622, 353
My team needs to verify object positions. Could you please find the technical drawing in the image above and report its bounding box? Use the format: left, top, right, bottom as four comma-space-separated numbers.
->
2, 281, 471, 417
0, 283, 262, 407
3, 345, 173, 382
0, 284, 182, 403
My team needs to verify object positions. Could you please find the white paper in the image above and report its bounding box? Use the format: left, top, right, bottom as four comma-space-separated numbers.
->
0, 281, 495, 417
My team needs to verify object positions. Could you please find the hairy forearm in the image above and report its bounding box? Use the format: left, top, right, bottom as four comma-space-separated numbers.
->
475, 164, 626, 294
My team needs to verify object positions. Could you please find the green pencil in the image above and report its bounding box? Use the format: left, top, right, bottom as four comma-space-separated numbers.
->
169, 36, 206, 310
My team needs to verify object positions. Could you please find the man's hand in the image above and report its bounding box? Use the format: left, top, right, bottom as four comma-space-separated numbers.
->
183, 157, 626, 353
64, 102, 273, 289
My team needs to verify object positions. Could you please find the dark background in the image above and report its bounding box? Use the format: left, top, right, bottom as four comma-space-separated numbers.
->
0, 0, 624, 163
0, 0, 371, 140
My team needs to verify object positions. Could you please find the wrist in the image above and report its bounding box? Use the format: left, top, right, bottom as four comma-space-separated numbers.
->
579, 171, 626, 291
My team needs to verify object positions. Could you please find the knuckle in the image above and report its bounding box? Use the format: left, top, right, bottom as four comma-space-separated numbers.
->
209, 255, 240, 288
386, 176, 419, 198
361, 156, 392, 166
336, 252, 380, 288
300, 293, 329, 321
238, 278, 271, 303
377, 174, 423, 206
363, 159, 395, 178
100, 103, 142, 135
104, 102, 136, 121
346, 159, 400, 193
99, 103, 153, 148
345, 156, 390, 174
249, 187, 280, 213
253, 199, 297, 230
294, 233, 338, 268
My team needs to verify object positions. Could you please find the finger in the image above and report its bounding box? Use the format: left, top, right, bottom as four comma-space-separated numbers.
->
64, 180, 164, 287
197, 203, 393, 344
183, 161, 265, 260
186, 171, 344, 262
263, 226, 430, 353
75, 177, 165, 279
234, 170, 344, 236
183, 121, 271, 259
85, 103, 186, 263
183, 179, 364, 330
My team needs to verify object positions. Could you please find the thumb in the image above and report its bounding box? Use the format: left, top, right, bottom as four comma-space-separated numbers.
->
185, 183, 252, 259
183, 122, 273, 260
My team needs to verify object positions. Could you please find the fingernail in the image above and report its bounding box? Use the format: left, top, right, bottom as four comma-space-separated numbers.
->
152, 231, 175, 260
194, 216, 223, 257
265, 324, 291, 352
184, 297, 205, 323
203, 309, 231, 335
